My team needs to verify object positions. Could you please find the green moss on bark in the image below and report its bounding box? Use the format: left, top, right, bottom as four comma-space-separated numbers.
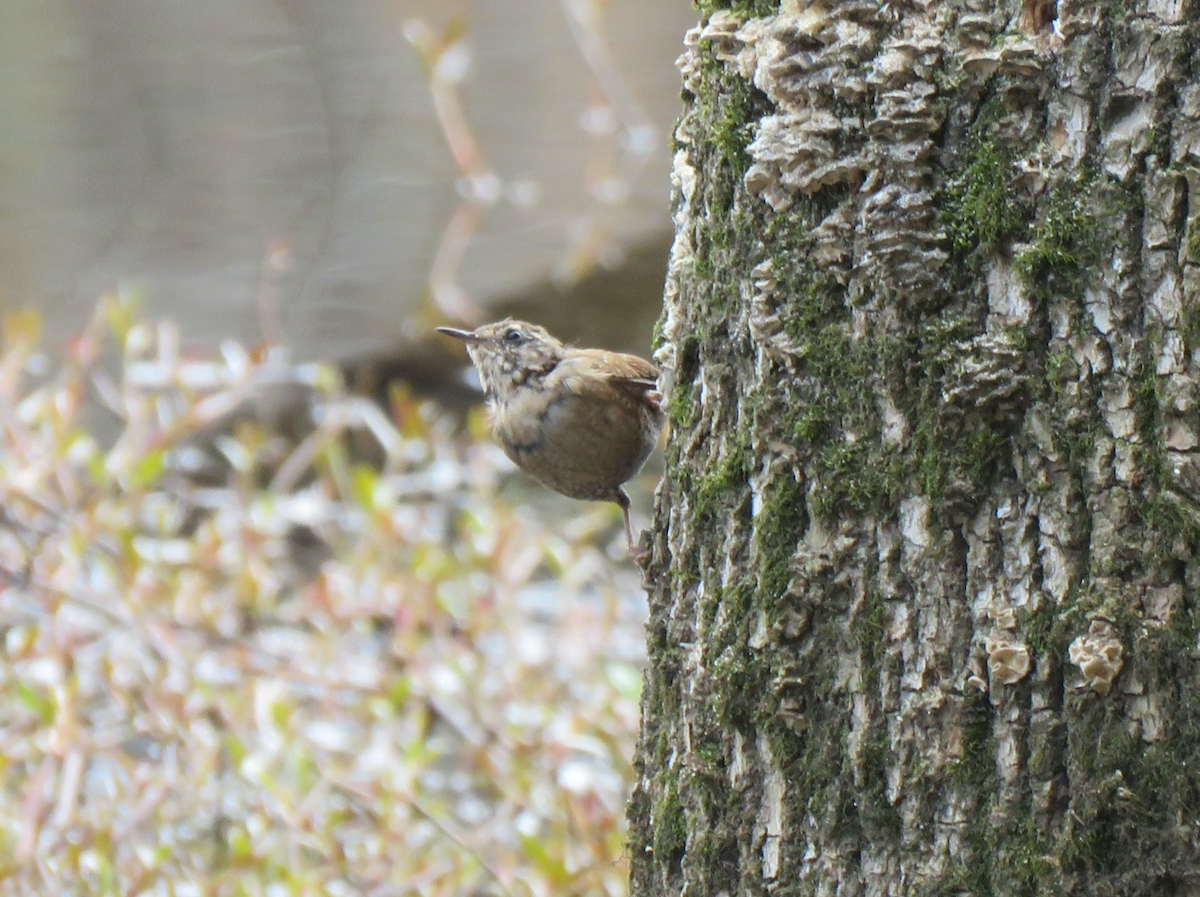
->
1015, 175, 1105, 301
694, 0, 781, 17
942, 135, 1028, 261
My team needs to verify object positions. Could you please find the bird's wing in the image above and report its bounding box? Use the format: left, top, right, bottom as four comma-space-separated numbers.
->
562, 350, 660, 402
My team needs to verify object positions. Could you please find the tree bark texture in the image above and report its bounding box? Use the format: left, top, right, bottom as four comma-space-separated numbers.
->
630, 1, 1200, 895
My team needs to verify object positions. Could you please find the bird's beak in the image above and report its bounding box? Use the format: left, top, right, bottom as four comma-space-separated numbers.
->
435, 326, 480, 344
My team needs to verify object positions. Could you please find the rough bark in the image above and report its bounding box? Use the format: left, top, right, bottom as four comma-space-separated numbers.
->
630, 1, 1200, 895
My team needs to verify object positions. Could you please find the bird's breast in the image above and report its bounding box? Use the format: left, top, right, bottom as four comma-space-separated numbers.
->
491, 381, 659, 501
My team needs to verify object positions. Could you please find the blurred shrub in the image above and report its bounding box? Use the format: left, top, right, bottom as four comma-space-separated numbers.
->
0, 296, 644, 896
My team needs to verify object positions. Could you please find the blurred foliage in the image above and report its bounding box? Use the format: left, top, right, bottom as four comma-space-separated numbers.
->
0, 296, 644, 896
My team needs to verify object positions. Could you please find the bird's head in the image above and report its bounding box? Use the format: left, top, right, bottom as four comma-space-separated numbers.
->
436, 318, 564, 399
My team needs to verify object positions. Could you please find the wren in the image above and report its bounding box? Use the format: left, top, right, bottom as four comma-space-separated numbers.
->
436, 319, 664, 558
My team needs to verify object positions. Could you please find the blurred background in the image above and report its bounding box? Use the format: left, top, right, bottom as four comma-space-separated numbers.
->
0, 0, 692, 368
0, 2, 695, 892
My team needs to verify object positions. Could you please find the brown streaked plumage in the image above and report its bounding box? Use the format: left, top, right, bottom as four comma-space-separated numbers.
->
436, 319, 664, 559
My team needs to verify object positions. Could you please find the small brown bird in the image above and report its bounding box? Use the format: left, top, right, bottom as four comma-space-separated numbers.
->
436, 319, 664, 558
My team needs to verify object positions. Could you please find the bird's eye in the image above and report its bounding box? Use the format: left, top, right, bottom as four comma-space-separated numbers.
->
504, 329, 523, 343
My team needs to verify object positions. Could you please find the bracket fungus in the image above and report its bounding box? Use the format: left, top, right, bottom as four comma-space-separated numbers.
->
985, 637, 1032, 686
1068, 620, 1125, 695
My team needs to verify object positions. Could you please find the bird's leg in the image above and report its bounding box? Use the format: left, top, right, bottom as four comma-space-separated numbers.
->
615, 490, 649, 565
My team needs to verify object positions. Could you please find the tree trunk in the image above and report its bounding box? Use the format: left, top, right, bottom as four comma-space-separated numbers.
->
630, 1, 1200, 895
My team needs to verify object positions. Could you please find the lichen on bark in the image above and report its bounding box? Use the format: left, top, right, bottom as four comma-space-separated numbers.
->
631, 1, 1200, 895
